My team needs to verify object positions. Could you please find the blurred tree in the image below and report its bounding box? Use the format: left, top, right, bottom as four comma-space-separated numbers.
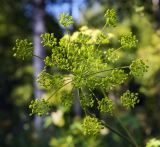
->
32, 0, 46, 132
0, 0, 62, 146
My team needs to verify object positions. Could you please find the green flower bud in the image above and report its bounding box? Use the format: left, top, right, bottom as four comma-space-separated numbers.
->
104, 9, 117, 27
13, 39, 33, 60
82, 116, 103, 136
98, 97, 114, 114
41, 33, 57, 48
120, 32, 138, 49
60, 91, 73, 110
37, 70, 64, 90
130, 59, 148, 77
120, 90, 139, 109
59, 13, 73, 27
29, 98, 51, 116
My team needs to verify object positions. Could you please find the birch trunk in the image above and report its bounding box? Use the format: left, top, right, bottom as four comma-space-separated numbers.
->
32, 0, 46, 132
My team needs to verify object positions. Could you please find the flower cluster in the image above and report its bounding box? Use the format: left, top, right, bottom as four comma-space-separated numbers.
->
41, 33, 57, 48
59, 13, 74, 27
104, 9, 117, 27
109, 69, 128, 86
44, 56, 54, 67
120, 32, 138, 49
130, 59, 148, 77
98, 97, 114, 114
120, 90, 139, 109
97, 32, 109, 44
80, 92, 94, 109
82, 116, 103, 136
104, 48, 119, 63
13, 39, 33, 60
37, 70, 64, 90
12, 10, 149, 137
29, 98, 51, 116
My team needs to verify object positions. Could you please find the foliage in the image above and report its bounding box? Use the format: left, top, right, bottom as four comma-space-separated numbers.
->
13, 9, 148, 139
146, 138, 160, 147
60, 90, 73, 110
49, 117, 101, 147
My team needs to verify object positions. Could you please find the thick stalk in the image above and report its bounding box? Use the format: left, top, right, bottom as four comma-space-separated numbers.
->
100, 88, 138, 146
47, 80, 72, 101
85, 66, 129, 77
103, 122, 135, 146
115, 115, 139, 147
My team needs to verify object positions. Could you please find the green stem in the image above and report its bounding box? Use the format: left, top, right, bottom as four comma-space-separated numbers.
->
102, 122, 135, 146
85, 110, 134, 146
112, 46, 122, 53
96, 23, 107, 50
99, 88, 138, 146
47, 80, 72, 101
115, 115, 139, 147
86, 66, 129, 77
88, 88, 97, 99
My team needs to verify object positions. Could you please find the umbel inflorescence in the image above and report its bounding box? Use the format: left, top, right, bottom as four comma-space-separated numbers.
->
13, 9, 148, 136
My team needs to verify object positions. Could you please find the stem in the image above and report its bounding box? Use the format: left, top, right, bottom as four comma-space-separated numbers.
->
112, 46, 122, 53
85, 110, 134, 146
115, 115, 139, 147
89, 88, 97, 99
47, 80, 72, 101
85, 66, 129, 77
33, 54, 44, 60
99, 88, 138, 146
96, 23, 107, 50
102, 122, 135, 146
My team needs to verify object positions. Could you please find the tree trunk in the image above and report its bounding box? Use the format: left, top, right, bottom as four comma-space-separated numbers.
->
68, 0, 82, 117
32, 0, 46, 132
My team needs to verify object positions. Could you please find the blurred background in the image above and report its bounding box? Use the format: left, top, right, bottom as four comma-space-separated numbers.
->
0, 0, 160, 146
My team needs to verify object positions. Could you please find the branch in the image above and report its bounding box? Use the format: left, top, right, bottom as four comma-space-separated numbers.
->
102, 121, 135, 146
85, 110, 134, 146
85, 66, 129, 77
115, 116, 139, 147
47, 80, 72, 101
33, 54, 44, 60
96, 23, 107, 50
